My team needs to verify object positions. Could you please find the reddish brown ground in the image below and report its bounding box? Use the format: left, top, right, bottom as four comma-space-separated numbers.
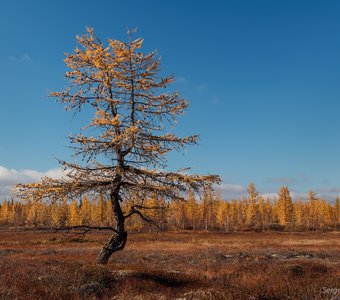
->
0, 229, 339, 299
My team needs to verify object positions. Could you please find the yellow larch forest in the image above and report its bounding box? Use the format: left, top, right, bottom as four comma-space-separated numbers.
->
2, 184, 339, 231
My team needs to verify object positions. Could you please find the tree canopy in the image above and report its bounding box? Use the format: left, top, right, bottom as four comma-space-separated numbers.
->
15, 28, 220, 264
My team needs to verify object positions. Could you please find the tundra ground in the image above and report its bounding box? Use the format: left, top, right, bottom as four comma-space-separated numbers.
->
0, 229, 339, 299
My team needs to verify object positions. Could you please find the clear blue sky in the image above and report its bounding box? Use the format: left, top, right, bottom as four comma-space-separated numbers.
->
1, 0, 340, 200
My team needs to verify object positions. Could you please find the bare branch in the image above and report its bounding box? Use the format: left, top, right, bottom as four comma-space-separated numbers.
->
52, 225, 119, 235
124, 207, 164, 231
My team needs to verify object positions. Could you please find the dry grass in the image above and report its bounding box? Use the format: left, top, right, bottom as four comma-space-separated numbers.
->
0, 229, 339, 299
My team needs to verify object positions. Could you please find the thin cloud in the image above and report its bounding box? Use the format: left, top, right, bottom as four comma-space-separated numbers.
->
175, 76, 187, 84
262, 192, 278, 199
0, 165, 61, 199
315, 188, 340, 201
195, 84, 206, 91
217, 183, 308, 201
212, 96, 220, 104
267, 174, 309, 185
269, 189, 338, 202
299, 174, 309, 183
268, 177, 295, 184
317, 187, 340, 194
217, 182, 247, 198
8, 53, 32, 62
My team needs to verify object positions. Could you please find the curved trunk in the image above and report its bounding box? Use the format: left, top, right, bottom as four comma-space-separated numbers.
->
96, 229, 127, 265
96, 185, 127, 265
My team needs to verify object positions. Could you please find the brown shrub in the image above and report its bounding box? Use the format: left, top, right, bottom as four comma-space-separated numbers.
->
0, 229, 338, 299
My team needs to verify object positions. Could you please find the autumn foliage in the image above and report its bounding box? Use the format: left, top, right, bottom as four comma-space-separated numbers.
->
14, 28, 219, 264
3, 183, 339, 231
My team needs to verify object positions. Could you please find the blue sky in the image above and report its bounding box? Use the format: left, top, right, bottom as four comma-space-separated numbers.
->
1, 0, 340, 200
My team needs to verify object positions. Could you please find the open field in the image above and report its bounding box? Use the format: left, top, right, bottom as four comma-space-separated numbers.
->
0, 229, 339, 299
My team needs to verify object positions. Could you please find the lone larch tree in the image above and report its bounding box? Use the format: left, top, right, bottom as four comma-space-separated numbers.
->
16, 28, 220, 264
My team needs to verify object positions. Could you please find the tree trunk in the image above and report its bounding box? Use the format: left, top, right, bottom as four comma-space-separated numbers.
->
96, 230, 127, 264
96, 185, 127, 265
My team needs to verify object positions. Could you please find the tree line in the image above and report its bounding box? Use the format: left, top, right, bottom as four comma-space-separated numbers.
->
1, 183, 339, 231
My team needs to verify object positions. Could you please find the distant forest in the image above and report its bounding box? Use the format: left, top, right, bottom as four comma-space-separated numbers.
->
1, 183, 339, 231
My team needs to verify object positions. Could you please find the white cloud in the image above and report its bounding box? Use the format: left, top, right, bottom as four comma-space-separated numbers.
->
216, 182, 247, 198
219, 183, 246, 193
0, 165, 62, 199
262, 192, 278, 199
314, 188, 340, 201
216, 183, 309, 201
8, 53, 31, 62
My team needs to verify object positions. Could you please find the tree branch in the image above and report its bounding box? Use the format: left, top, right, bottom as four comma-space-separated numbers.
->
124, 208, 163, 231
52, 225, 119, 235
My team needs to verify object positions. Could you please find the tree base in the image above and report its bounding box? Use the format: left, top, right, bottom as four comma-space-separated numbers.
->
96, 231, 127, 265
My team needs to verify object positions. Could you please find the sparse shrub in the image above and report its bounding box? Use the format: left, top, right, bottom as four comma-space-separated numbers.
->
78, 266, 116, 297
0, 230, 338, 299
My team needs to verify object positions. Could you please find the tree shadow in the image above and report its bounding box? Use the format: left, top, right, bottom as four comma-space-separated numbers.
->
130, 271, 195, 288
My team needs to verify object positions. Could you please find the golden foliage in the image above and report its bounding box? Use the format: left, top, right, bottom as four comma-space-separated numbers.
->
15, 28, 220, 225
1, 189, 339, 230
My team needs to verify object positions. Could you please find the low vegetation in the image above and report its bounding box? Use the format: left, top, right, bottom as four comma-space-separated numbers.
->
0, 229, 338, 299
